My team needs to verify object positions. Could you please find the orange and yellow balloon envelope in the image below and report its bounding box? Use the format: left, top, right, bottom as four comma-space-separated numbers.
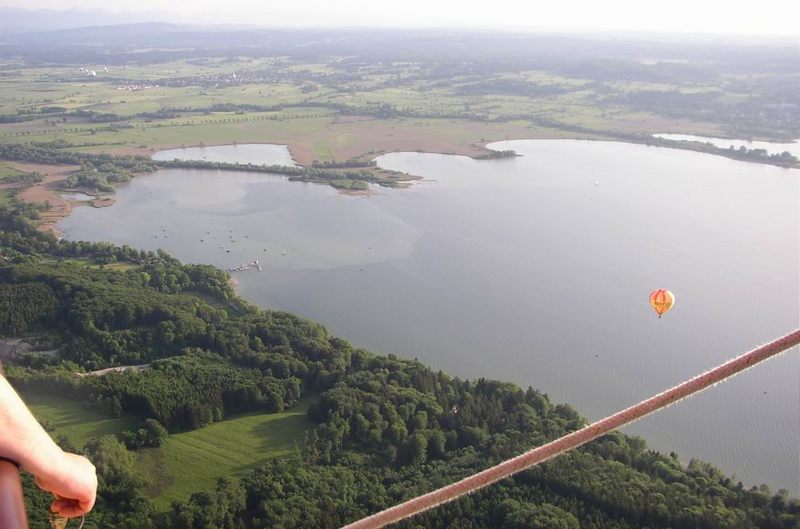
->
649, 289, 675, 319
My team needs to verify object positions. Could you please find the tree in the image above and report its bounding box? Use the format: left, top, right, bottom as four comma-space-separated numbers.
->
401, 432, 428, 466
142, 419, 168, 447
84, 435, 146, 505
500, 500, 579, 529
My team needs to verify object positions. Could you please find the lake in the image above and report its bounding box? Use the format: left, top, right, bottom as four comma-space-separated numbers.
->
58, 140, 800, 492
152, 143, 299, 167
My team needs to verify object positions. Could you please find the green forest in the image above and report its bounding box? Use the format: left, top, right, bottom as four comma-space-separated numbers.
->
1, 196, 798, 528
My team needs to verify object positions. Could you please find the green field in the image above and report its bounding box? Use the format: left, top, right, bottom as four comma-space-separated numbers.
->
38, 256, 140, 272
0, 47, 792, 188
100, 261, 140, 272
0, 188, 14, 205
0, 162, 23, 182
178, 289, 235, 313
139, 398, 314, 510
0, 162, 23, 204
25, 389, 314, 511
24, 391, 142, 449
0, 55, 733, 166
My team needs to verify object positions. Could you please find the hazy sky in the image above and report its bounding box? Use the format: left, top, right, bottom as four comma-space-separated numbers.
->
2, 0, 799, 36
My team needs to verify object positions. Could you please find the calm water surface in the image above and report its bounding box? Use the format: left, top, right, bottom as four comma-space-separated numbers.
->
59, 192, 95, 202
152, 143, 298, 166
59, 140, 800, 492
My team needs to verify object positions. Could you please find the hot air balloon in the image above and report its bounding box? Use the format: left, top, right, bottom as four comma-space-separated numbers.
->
649, 289, 675, 318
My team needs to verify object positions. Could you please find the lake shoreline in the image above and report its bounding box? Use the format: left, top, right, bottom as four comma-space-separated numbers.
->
15, 133, 799, 236
15, 139, 508, 233
52, 139, 800, 492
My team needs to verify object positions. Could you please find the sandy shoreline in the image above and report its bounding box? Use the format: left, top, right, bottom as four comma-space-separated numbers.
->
12, 163, 80, 237
8, 133, 548, 235
6, 162, 119, 237
12, 132, 580, 234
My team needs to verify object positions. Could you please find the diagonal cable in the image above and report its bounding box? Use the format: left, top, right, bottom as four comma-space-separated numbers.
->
341, 330, 800, 529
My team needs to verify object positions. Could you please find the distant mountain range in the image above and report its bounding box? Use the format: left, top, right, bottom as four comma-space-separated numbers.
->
0, 7, 795, 72
0, 7, 169, 32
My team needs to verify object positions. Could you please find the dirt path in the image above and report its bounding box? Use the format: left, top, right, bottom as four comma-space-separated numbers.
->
78, 364, 150, 377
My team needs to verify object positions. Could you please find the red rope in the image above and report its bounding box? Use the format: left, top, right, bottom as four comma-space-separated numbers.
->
341, 330, 800, 529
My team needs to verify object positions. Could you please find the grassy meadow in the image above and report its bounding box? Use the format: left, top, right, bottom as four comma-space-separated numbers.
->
139, 398, 314, 511
0, 162, 23, 181
24, 391, 142, 449
0, 163, 19, 204
0, 189, 14, 205
24, 389, 313, 511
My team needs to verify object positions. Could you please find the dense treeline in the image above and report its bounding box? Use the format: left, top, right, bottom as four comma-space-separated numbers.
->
643, 136, 798, 167
1, 203, 797, 529
305, 360, 584, 468
1, 107, 179, 124
155, 157, 305, 176
0, 260, 240, 366
161, 449, 800, 529
474, 149, 518, 160
65, 161, 133, 191
0, 282, 59, 335
11, 353, 302, 430
311, 159, 377, 169
0, 141, 157, 173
